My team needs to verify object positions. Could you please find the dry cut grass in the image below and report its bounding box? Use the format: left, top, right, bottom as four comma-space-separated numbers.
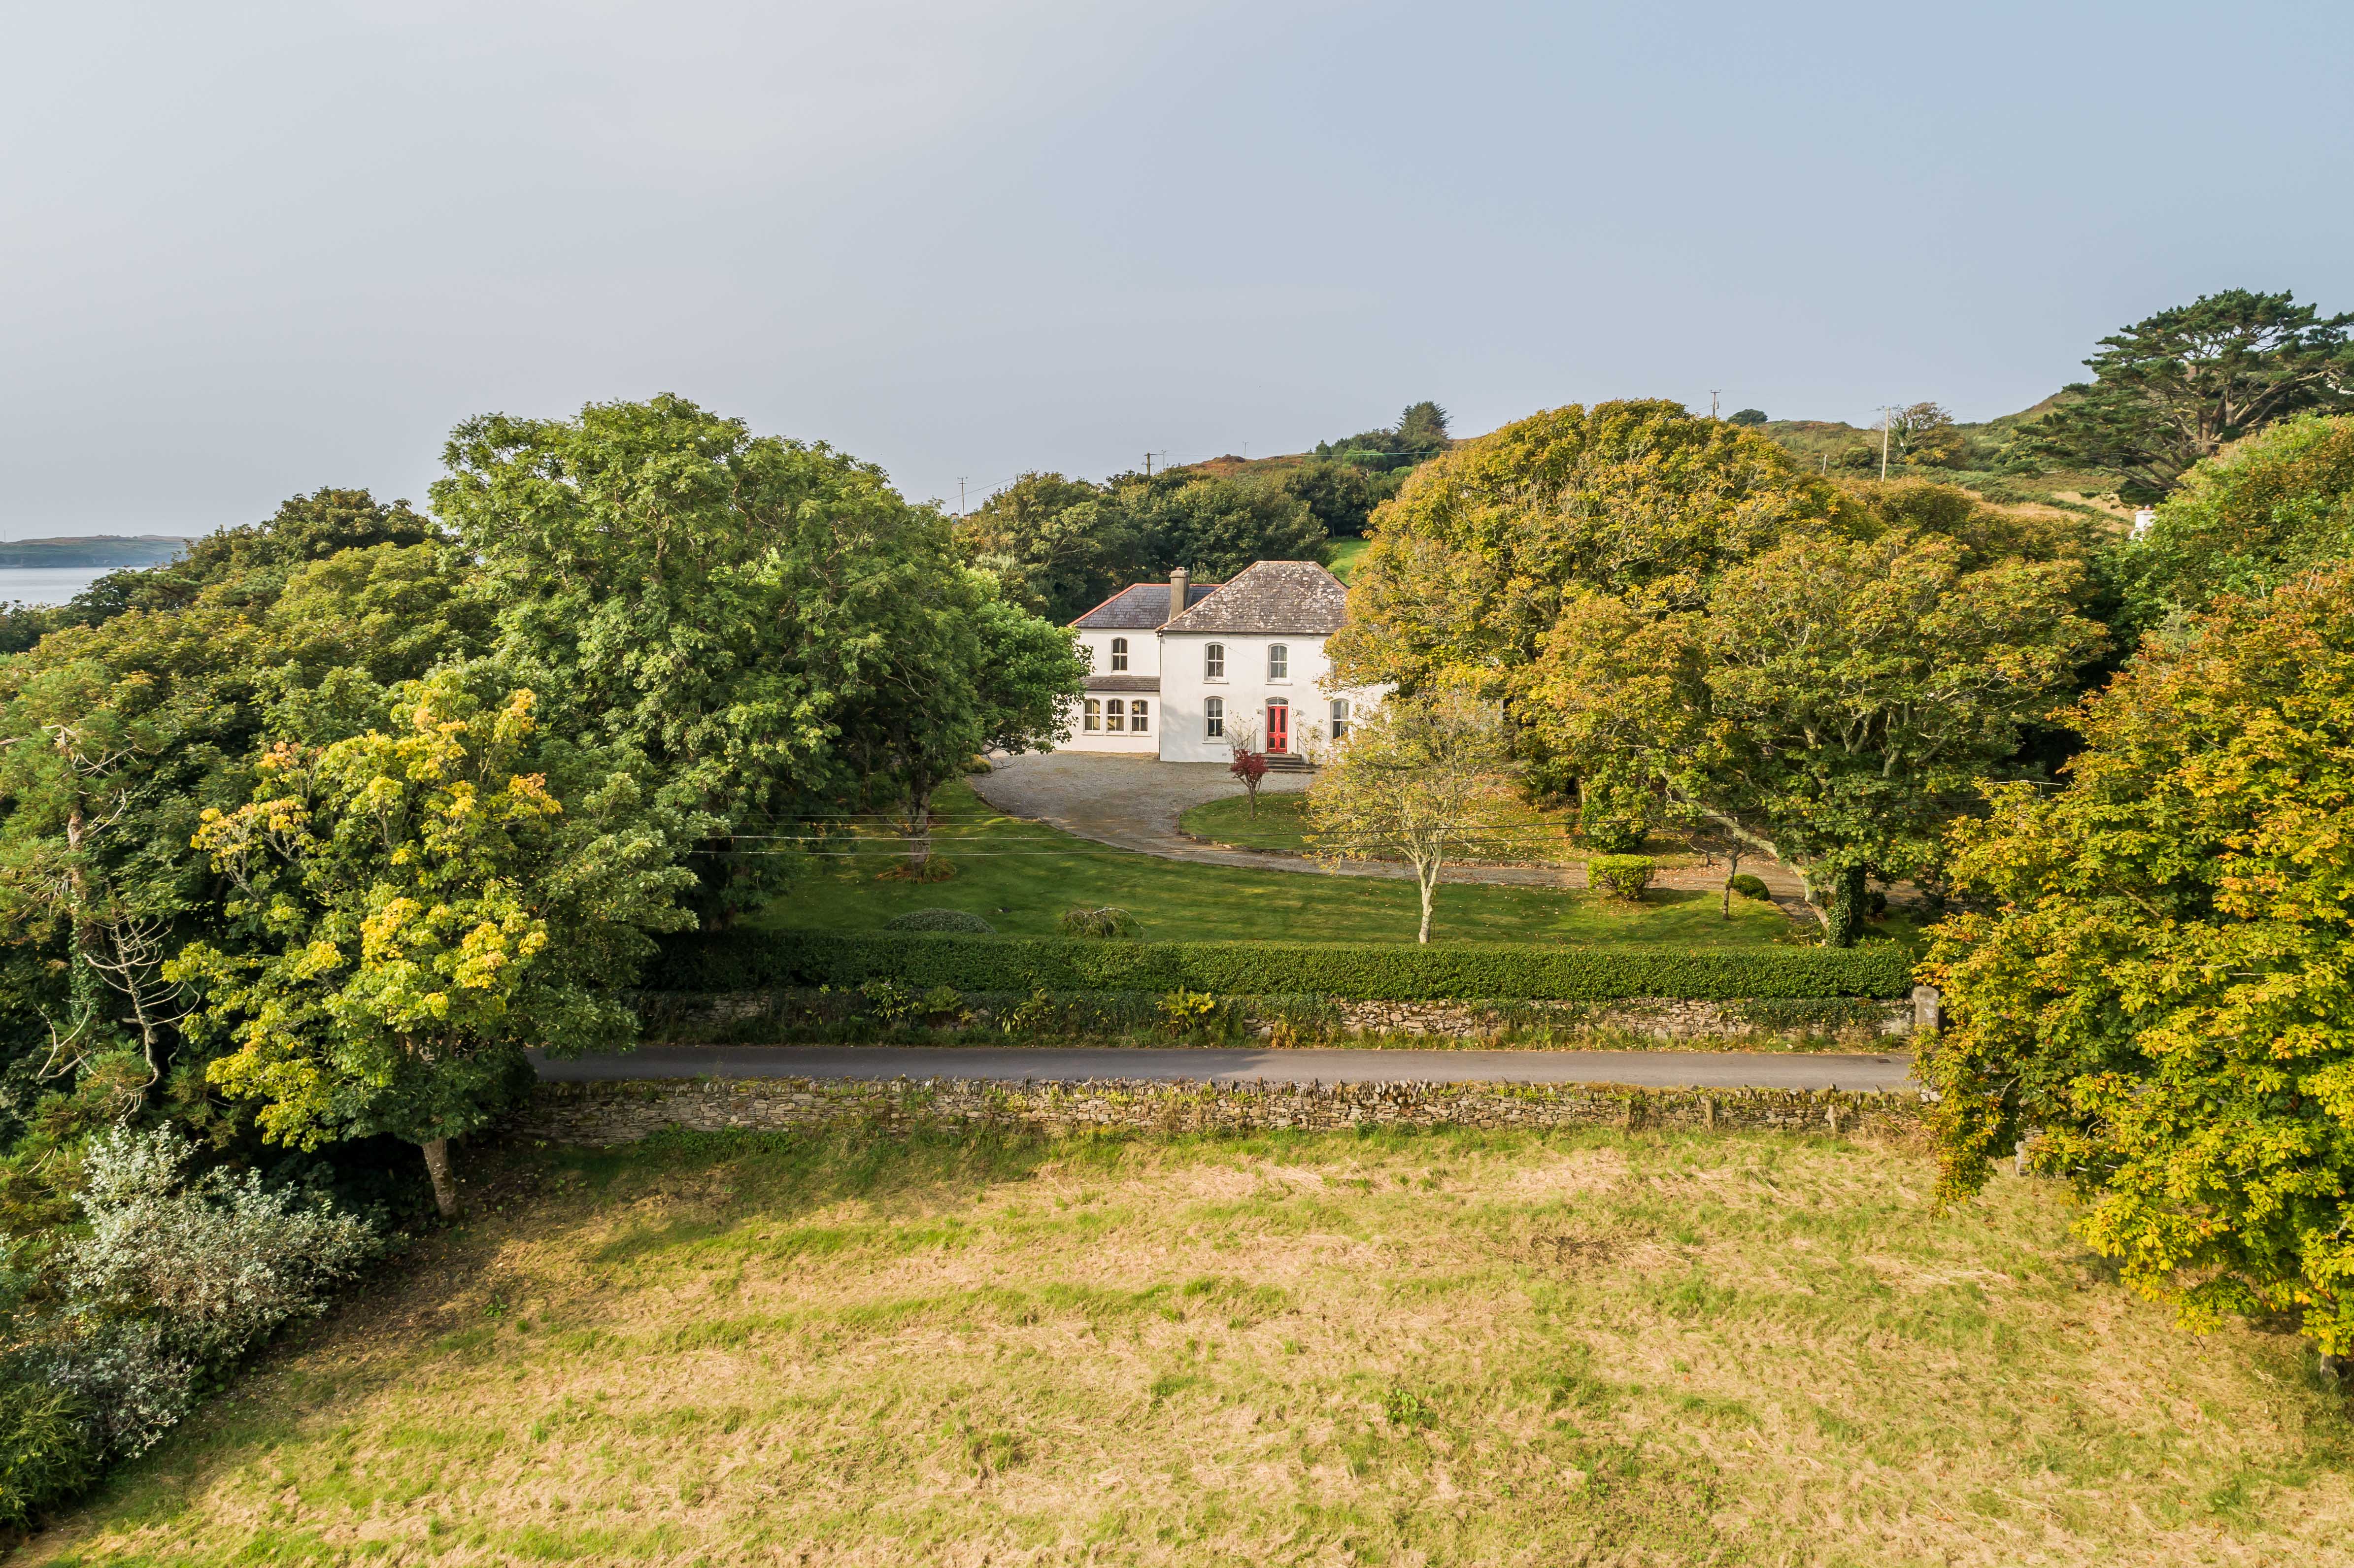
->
22, 1125, 2354, 1567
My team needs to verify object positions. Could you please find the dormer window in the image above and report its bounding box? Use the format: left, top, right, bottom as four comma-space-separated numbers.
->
1110, 637, 1129, 672
1204, 643, 1225, 679
1267, 643, 1289, 680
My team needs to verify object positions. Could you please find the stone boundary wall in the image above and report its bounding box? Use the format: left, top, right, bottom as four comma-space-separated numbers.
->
520, 1075, 1923, 1148
1315, 997, 1914, 1042
645, 990, 1931, 1046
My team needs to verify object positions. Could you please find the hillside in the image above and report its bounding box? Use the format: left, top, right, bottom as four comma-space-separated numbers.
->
0, 534, 188, 568
26, 1123, 2351, 1565
1754, 399, 2132, 521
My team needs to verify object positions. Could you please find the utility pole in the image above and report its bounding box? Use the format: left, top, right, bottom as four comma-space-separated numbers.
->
1709, 390, 1722, 419
1877, 406, 1895, 480
1143, 453, 1152, 477
957, 477, 968, 517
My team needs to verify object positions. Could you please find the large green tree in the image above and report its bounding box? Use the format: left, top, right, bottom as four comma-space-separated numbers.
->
171, 666, 706, 1215
1326, 399, 1835, 698
1526, 528, 2102, 943
836, 574, 1084, 876
1923, 565, 2354, 1353
2110, 413, 2354, 636
2035, 290, 2354, 499
433, 395, 973, 919
953, 472, 1144, 623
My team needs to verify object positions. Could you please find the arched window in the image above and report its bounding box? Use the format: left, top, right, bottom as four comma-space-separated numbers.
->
1330, 698, 1351, 740
1105, 699, 1125, 733
1204, 643, 1225, 679
1130, 700, 1149, 733
1204, 696, 1224, 738
1267, 643, 1288, 680
1110, 637, 1129, 672
1083, 699, 1101, 732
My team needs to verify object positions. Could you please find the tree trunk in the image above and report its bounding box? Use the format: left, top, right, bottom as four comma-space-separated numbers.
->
1416, 864, 1437, 944
421, 1137, 461, 1218
905, 785, 933, 876
1721, 850, 1742, 920
1824, 866, 1868, 949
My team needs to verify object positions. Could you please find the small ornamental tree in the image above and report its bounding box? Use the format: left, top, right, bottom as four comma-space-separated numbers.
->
1226, 721, 1270, 816
169, 666, 707, 1216
1923, 565, 2354, 1353
1305, 687, 1510, 944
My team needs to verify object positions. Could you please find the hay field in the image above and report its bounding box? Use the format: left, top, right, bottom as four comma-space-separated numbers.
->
24, 1126, 2353, 1566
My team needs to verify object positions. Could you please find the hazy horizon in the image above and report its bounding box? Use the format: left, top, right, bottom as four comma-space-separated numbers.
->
5, 0, 2349, 537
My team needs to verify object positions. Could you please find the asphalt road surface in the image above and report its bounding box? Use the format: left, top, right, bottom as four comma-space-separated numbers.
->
531, 1044, 1916, 1093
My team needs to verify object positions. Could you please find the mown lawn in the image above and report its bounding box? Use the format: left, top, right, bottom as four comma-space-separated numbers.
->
1325, 536, 1370, 581
30, 1125, 2353, 1566
1179, 792, 1700, 868
746, 783, 1793, 947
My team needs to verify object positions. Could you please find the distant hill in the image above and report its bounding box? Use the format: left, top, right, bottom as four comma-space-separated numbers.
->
0, 535, 189, 568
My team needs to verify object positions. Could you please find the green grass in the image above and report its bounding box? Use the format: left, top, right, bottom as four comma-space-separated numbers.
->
31, 1126, 2354, 1566
1179, 791, 1697, 867
748, 782, 1793, 947
1325, 536, 1370, 581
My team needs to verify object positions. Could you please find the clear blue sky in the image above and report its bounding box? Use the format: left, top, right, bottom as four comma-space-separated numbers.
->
4, 0, 2349, 534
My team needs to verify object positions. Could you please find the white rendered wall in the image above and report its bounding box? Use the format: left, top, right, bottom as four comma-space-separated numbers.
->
1155, 633, 1386, 764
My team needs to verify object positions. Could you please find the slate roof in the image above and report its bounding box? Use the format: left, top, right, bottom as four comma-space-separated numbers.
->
1070, 581, 1221, 630
1160, 560, 1349, 635
1080, 674, 1161, 692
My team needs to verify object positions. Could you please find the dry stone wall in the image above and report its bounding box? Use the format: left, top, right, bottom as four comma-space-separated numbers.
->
1314, 997, 1914, 1043
520, 1075, 1922, 1148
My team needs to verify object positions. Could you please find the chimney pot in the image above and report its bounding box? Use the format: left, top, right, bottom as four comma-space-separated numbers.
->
1169, 567, 1189, 622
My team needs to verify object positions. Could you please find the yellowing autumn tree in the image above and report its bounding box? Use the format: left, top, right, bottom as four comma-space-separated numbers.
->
170, 666, 707, 1215
1923, 565, 2354, 1353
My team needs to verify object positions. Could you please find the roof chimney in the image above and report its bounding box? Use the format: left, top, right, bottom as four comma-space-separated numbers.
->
1168, 567, 1189, 623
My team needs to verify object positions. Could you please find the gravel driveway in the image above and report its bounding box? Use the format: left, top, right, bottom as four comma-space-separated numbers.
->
967, 751, 1578, 886
965, 751, 1818, 908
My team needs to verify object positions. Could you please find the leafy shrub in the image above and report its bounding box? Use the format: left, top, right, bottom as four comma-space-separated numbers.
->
66, 1125, 381, 1370
917, 984, 964, 1020
0, 1379, 98, 1529
651, 930, 1917, 1001
884, 908, 996, 934
1588, 855, 1655, 901
0, 1125, 382, 1525
1156, 988, 1220, 1032
859, 977, 916, 1022
1060, 906, 1141, 939
1727, 873, 1771, 901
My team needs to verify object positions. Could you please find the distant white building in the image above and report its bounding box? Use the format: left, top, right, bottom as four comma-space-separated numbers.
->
1061, 561, 1388, 765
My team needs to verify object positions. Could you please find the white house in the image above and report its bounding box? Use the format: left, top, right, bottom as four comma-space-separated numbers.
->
1061, 561, 1388, 764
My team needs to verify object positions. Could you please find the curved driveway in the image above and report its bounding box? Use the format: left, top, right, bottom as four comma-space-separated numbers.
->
534, 1044, 1917, 1093
969, 750, 1812, 905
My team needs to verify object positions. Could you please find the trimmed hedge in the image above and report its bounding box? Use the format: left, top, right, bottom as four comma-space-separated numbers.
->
883, 908, 997, 934
649, 931, 1916, 1001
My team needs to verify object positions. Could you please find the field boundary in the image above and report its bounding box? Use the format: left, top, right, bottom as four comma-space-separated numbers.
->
650, 930, 1919, 1000
519, 1074, 1923, 1146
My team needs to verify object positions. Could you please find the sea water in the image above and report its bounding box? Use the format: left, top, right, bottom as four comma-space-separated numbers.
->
0, 566, 132, 606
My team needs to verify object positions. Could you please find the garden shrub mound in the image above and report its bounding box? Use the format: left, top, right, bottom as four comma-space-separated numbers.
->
1587, 855, 1654, 901
1727, 873, 1772, 901
1059, 905, 1141, 939
650, 930, 1915, 1001
883, 908, 996, 934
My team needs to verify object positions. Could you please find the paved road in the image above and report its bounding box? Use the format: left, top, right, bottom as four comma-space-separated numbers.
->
532, 1044, 1917, 1092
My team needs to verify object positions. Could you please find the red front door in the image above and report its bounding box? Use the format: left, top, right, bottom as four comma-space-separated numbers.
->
1266, 701, 1289, 753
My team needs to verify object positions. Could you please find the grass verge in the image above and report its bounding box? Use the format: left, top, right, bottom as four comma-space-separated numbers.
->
27, 1126, 2353, 1566
750, 783, 1790, 948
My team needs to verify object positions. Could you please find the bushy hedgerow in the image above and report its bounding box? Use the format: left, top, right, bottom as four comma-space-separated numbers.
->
1727, 873, 1772, 901
647, 931, 1915, 1000
0, 1126, 381, 1527
1587, 855, 1655, 901
882, 908, 997, 934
